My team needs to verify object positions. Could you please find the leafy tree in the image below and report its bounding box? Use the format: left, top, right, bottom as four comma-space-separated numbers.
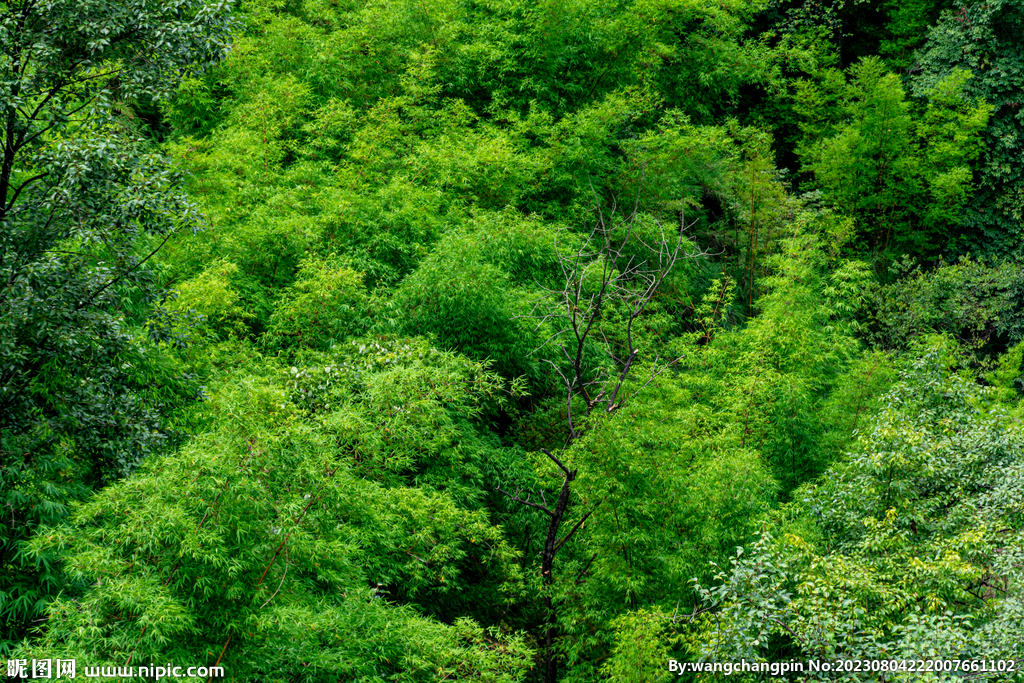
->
779, 0, 955, 70
794, 57, 990, 258
864, 256, 1024, 353
391, 229, 544, 382
599, 609, 676, 683
18, 339, 534, 680
671, 223, 882, 493
265, 255, 369, 351
0, 0, 236, 649
691, 340, 1024, 676
911, 0, 1024, 260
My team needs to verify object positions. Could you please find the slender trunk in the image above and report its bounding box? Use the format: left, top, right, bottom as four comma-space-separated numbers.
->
0, 2, 34, 220
540, 470, 574, 683
748, 162, 757, 313
1, 72, 23, 219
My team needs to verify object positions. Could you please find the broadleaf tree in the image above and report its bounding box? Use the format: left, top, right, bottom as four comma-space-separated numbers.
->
0, 0, 237, 650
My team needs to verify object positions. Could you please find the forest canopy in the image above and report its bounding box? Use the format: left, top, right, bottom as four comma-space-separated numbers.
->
1, 0, 1023, 681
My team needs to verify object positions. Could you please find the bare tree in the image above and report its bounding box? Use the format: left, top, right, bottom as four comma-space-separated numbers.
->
499, 190, 703, 683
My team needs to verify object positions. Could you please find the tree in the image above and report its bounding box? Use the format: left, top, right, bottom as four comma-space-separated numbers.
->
17, 339, 534, 680
794, 57, 990, 259
498, 194, 699, 683
864, 256, 1024, 353
912, 0, 1024, 260
501, 217, 889, 681
690, 340, 1024, 675
0, 0, 236, 649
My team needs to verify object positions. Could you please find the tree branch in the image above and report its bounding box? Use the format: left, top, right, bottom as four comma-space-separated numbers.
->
540, 448, 572, 478
553, 507, 595, 553
497, 486, 554, 518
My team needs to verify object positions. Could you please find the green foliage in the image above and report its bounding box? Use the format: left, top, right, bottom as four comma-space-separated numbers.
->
150, 0, 785, 303
805, 0, 955, 70
672, 227, 879, 493
167, 260, 254, 339
550, 379, 776, 681
8, 0, 1024, 676
0, 0, 236, 650
865, 257, 1024, 353
912, 0, 1024, 260
17, 340, 532, 679
987, 342, 1024, 404
600, 610, 675, 683
391, 229, 544, 381
265, 255, 369, 350
693, 341, 1024, 673
874, 0, 955, 69
794, 57, 990, 257
283, 337, 523, 504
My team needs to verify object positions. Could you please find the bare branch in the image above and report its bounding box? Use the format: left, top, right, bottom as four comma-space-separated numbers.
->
553, 506, 596, 553
574, 553, 598, 585
508, 183, 710, 683
540, 448, 572, 478
497, 485, 554, 517
671, 602, 718, 623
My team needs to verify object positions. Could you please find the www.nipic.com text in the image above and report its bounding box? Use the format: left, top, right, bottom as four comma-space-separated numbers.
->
669, 658, 1018, 676
4, 658, 226, 680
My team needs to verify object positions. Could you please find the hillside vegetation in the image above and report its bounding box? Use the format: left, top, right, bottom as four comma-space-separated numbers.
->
2, 0, 1023, 680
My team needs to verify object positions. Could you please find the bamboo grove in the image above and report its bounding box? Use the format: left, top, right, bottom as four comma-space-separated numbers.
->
2, 0, 1024, 680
